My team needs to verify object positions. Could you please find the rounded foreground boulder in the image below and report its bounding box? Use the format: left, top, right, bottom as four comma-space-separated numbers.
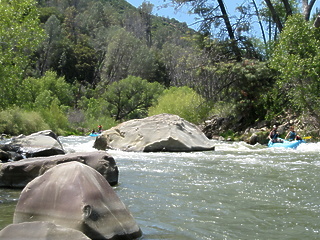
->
0, 221, 91, 240
13, 161, 142, 240
94, 113, 215, 152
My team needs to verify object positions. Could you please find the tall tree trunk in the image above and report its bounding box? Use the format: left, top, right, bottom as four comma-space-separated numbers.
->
139, 2, 153, 48
217, 0, 242, 61
252, 0, 267, 46
281, 0, 292, 19
264, 0, 283, 32
302, 0, 317, 21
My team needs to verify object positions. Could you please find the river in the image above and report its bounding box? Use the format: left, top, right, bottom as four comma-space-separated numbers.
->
1, 136, 320, 239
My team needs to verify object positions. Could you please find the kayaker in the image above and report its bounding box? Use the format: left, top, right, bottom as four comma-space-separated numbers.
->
268, 125, 282, 143
285, 126, 302, 141
98, 125, 102, 133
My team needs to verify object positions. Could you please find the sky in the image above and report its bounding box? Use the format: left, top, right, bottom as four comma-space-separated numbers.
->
125, 0, 253, 30
125, 0, 320, 34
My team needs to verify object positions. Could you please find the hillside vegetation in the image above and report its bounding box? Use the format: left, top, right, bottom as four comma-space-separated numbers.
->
0, 0, 319, 138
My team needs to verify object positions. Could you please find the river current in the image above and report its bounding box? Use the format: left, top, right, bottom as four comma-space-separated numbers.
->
1, 136, 320, 239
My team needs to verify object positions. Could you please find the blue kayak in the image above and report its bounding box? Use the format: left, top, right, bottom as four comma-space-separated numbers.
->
268, 139, 305, 149
89, 133, 101, 137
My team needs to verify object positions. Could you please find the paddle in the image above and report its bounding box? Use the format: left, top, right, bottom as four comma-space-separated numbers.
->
302, 136, 312, 140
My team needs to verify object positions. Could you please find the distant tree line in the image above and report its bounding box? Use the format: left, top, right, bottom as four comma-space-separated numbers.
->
0, 0, 319, 136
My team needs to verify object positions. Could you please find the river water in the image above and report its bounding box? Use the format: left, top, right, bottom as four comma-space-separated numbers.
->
1, 136, 320, 239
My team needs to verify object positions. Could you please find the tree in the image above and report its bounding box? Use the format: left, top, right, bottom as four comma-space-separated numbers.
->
303, 0, 317, 21
270, 14, 320, 125
138, 2, 153, 47
101, 27, 155, 83
173, 0, 242, 61
261, 0, 316, 37
103, 76, 164, 121
0, 0, 45, 109
38, 15, 63, 76
264, 0, 284, 32
17, 71, 73, 109
124, 3, 154, 47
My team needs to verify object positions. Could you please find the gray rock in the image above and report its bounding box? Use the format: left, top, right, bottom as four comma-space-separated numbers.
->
0, 151, 118, 188
94, 113, 215, 152
0, 221, 91, 240
248, 133, 258, 145
0, 144, 23, 162
13, 162, 142, 240
0, 149, 10, 162
10, 130, 65, 158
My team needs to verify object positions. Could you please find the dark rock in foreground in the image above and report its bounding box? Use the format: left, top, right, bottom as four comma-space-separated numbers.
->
13, 162, 142, 240
94, 113, 215, 152
0, 151, 118, 188
0, 221, 91, 240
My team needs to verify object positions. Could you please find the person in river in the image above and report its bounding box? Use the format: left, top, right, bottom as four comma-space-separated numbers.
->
98, 125, 102, 134
285, 126, 302, 141
268, 125, 283, 143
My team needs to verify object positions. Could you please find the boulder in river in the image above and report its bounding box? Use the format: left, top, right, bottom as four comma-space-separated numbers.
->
4, 130, 65, 158
93, 113, 215, 152
0, 151, 118, 188
0, 221, 91, 240
13, 161, 142, 240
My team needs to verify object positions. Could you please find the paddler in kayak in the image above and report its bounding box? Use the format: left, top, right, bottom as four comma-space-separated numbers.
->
268, 125, 283, 143
285, 126, 302, 141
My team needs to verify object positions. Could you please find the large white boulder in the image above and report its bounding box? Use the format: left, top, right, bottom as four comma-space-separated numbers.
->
93, 113, 215, 152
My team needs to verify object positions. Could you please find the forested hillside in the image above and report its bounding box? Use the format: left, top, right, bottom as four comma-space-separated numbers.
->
0, 0, 320, 137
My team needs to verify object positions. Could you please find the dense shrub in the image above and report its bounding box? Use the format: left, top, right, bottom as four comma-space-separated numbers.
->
148, 86, 211, 124
0, 107, 49, 136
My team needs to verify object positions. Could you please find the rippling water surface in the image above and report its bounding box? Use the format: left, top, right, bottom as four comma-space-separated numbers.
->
1, 136, 320, 239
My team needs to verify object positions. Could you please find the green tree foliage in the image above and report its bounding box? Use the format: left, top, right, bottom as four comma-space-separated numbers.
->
101, 27, 155, 83
15, 71, 73, 134
17, 71, 73, 109
270, 14, 320, 124
38, 14, 63, 75
260, 0, 299, 40
0, 0, 45, 109
0, 0, 296, 136
148, 86, 210, 124
77, 97, 117, 131
103, 76, 165, 121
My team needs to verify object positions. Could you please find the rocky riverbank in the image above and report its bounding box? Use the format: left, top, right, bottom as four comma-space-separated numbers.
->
200, 114, 319, 145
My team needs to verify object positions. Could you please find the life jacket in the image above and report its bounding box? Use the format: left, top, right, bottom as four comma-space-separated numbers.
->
288, 131, 297, 141
270, 130, 279, 142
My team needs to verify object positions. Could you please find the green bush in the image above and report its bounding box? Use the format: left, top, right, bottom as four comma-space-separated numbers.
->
209, 101, 236, 118
38, 99, 70, 135
0, 107, 49, 135
148, 86, 211, 124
